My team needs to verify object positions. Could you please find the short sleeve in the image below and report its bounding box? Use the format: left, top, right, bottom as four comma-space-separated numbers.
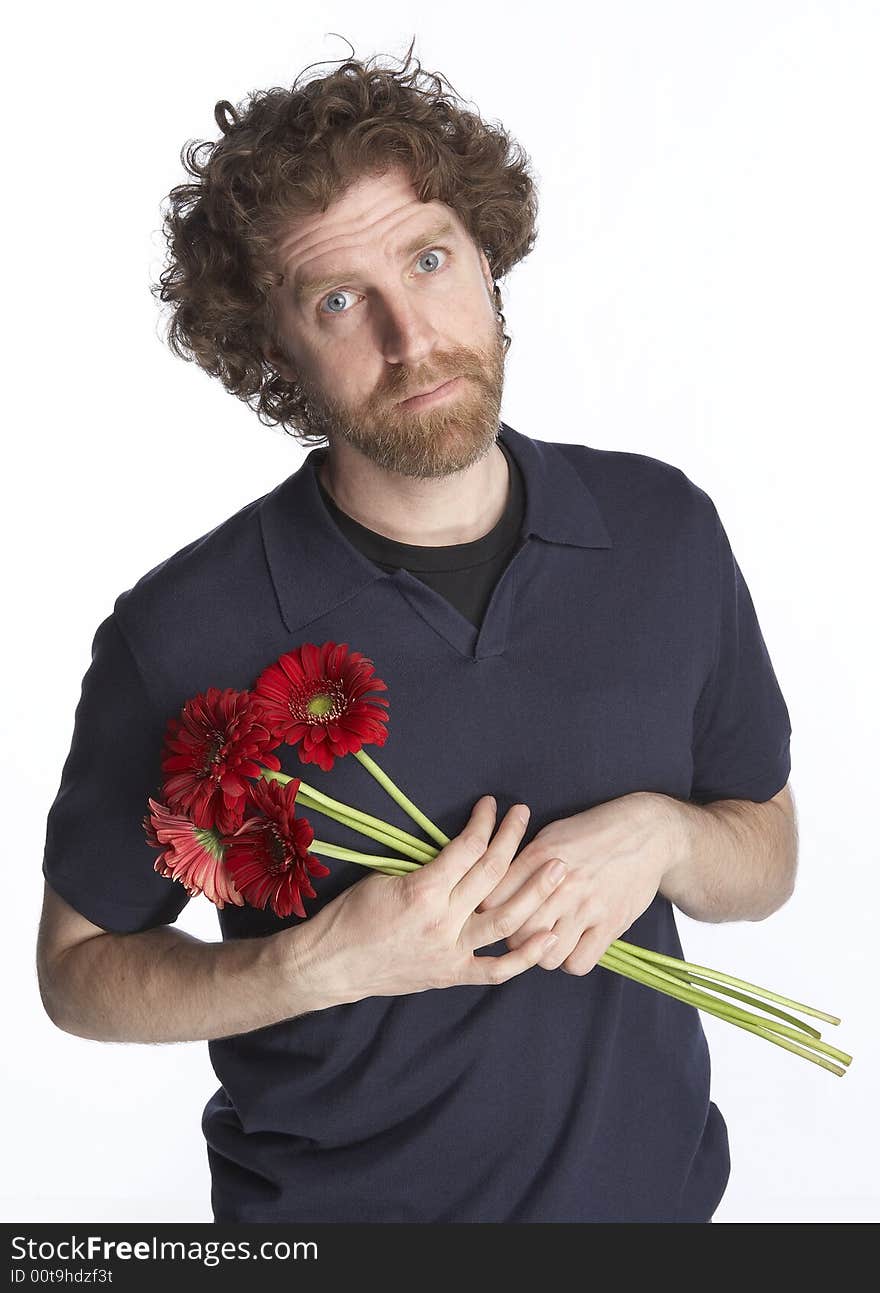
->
41, 611, 192, 934
689, 502, 792, 804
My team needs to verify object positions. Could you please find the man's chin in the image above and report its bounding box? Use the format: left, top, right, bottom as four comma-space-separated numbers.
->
321, 398, 502, 479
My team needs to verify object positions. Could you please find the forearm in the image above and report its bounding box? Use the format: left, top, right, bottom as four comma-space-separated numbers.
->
43, 920, 338, 1044
657, 792, 798, 923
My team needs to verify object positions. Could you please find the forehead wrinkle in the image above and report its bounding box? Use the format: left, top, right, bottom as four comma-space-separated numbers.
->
281, 210, 460, 306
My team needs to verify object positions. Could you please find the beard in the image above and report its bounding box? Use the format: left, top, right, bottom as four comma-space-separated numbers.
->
285, 313, 507, 479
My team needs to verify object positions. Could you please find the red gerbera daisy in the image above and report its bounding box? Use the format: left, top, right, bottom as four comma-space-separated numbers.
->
160, 687, 282, 833
223, 776, 330, 919
143, 796, 244, 909
252, 641, 390, 773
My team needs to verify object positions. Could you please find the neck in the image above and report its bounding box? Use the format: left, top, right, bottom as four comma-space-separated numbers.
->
317, 439, 510, 546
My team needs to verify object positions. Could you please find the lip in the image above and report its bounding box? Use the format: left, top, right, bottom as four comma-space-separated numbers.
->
397, 377, 462, 409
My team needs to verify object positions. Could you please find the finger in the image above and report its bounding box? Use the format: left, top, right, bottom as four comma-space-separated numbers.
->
553, 926, 609, 976
463, 927, 559, 987
450, 803, 531, 920
466, 856, 567, 952
498, 885, 569, 952
475, 842, 542, 913
422, 795, 498, 888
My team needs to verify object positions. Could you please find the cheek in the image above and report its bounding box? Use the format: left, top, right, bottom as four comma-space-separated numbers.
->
431, 274, 495, 332
461, 291, 499, 337
307, 346, 378, 406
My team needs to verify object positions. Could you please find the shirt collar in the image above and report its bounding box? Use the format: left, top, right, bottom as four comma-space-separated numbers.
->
259, 420, 613, 636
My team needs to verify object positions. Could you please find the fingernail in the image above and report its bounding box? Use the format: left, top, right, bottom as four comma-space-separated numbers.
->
543, 934, 559, 951
548, 859, 566, 884
487, 795, 497, 810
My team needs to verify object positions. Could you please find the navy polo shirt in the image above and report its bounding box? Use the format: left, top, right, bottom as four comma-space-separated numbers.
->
41, 421, 792, 1223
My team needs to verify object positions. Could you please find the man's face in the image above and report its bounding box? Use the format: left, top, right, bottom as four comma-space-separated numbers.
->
264, 166, 506, 478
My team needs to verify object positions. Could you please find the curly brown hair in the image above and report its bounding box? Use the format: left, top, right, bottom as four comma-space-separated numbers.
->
150, 35, 540, 445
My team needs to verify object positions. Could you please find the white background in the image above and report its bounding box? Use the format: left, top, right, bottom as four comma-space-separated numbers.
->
4, 1, 877, 1224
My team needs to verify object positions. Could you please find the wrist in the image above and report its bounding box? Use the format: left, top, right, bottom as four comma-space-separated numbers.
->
653, 794, 696, 904
269, 915, 358, 1013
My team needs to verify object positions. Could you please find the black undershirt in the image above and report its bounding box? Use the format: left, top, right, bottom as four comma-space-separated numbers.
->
315, 438, 526, 630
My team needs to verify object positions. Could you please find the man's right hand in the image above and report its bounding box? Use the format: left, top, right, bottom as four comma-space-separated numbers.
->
289, 795, 567, 1006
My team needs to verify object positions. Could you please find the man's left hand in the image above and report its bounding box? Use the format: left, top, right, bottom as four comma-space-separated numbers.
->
475, 791, 682, 974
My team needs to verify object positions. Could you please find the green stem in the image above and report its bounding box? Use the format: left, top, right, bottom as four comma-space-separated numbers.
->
644, 963, 822, 1039
599, 947, 850, 1076
606, 942, 789, 1033
258, 767, 435, 862
610, 939, 841, 1025
300, 793, 433, 863
296, 775, 437, 855
605, 942, 837, 1054
310, 839, 421, 873
353, 749, 451, 847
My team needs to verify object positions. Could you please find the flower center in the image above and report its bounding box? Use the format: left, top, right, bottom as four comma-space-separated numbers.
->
201, 729, 228, 780
267, 822, 295, 874
293, 679, 346, 725
194, 827, 226, 861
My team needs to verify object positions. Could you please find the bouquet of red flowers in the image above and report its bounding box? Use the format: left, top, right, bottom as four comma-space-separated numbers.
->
143, 641, 852, 1078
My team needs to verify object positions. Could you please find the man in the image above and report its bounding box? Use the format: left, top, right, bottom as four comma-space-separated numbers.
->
37, 47, 796, 1223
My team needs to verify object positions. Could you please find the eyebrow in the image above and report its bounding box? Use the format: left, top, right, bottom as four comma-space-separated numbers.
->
289, 219, 460, 306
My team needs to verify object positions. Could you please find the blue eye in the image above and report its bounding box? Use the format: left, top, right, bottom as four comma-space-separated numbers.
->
319, 247, 450, 317
416, 248, 447, 274
321, 289, 354, 315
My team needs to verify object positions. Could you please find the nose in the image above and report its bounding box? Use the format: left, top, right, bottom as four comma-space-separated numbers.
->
376, 290, 441, 371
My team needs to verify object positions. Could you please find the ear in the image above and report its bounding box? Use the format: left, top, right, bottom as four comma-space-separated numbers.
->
262, 341, 298, 384
479, 248, 495, 302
